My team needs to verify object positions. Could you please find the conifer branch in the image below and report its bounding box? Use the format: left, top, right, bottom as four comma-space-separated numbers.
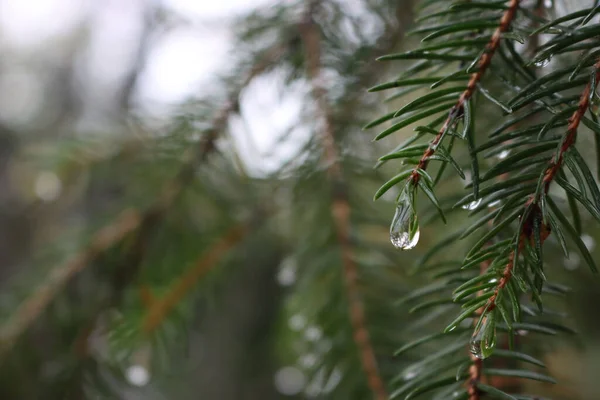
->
467, 259, 490, 400
301, 2, 388, 399
141, 223, 248, 334
411, 0, 521, 185
0, 209, 142, 357
111, 47, 285, 297
483, 59, 600, 317
0, 122, 225, 356
468, 357, 483, 400
461, 82, 590, 392
374, 3, 600, 399
0, 54, 284, 355
541, 60, 600, 192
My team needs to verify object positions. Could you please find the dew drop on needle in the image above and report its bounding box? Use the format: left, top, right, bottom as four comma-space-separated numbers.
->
469, 316, 496, 360
390, 190, 420, 250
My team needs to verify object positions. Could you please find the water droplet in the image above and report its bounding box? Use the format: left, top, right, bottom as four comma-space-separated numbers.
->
534, 56, 552, 68
497, 149, 510, 160
402, 369, 418, 380
470, 317, 496, 360
462, 198, 482, 210
487, 200, 501, 208
543, 0, 553, 8
390, 190, 420, 250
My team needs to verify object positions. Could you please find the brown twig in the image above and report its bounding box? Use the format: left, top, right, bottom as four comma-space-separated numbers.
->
468, 357, 484, 400
141, 224, 248, 334
0, 121, 223, 355
300, 2, 388, 399
411, 0, 521, 185
0, 49, 286, 356
467, 260, 490, 400
0, 209, 141, 355
467, 258, 491, 400
542, 61, 600, 190
461, 59, 600, 391
111, 44, 286, 297
482, 59, 600, 317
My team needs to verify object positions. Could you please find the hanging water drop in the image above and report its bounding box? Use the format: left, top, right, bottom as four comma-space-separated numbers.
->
402, 369, 418, 381
462, 198, 482, 211
390, 189, 420, 250
469, 316, 496, 360
543, 0, 553, 8
497, 149, 510, 160
533, 56, 552, 68
590, 89, 600, 116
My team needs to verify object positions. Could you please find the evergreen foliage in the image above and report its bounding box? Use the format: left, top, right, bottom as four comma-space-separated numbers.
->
369, 0, 600, 399
0, 0, 599, 400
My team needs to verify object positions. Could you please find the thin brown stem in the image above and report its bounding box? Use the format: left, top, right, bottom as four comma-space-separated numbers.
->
483, 59, 600, 316
300, 2, 387, 399
468, 358, 483, 400
467, 258, 491, 400
461, 68, 592, 390
0, 209, 141, 356
0, 52, 284, 356
542, 61, 600, 192
411, 0, 521, 185
141, 224, 248, 334
0, 122, 225, 355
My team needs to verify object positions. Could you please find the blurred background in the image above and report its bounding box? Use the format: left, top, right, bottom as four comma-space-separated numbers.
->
0, 0, 598, 399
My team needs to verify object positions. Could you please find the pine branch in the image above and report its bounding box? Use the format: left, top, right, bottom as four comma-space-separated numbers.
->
467, 259, 490, 400
457, 64, 600, 395
108, 104, 233, 302
112, 44, 286, 292
141, 223, 249, 334
0, 53, 282, 356
0, 209, 141, 358
468, 352, 484, 400
300, 2, 388, 399
483, 59, 600, 317
373, 2, 600, 400
0, 123, 224, 358
406, 59, 600, 398
541, 60, 600, 192
410, 0, 522, 186
467, 148, 522, 399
